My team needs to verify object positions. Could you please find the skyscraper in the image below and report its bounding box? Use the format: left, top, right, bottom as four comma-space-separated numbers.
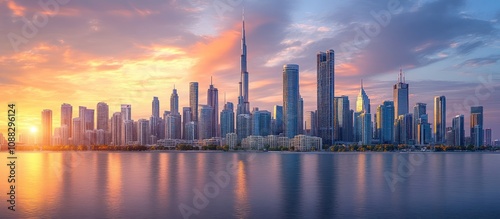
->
434, 96, 446, 143
170, 85, 179, 115
317, 50, 335, 145
166, 113, 181, 140
61, 103, 72, 138
79, 106, 87, 141
189, 82, 199, 121
138, 119, 149, 145
485, 129, 492, 146
395, 114, 413, 144
237, 13, 250, 115
198, 105, 214, 140
121, 104, 131, 121
42, 109, 52, 146
304, 111, 317, 136
470, 106, 484, 147
356, 82, 372, 145
252, 110, 272, 136
207, 78, 219, 137
97, 102, 109, 131
220, 102, 235, 138
272, 105, 283, 135
452, 115, 465, 147
361, 112, 372, 145
334, 96, 351, 142
283, 64, 300, 138
152, 96, 160, 119
356, 80, 370, 113
72, 118, 81, 146
413, 103, 426, 141
377, 101, 394, 144
85, 109, 94, 131
393, 69, 409, 119
236, 114, 251, 143
182, 107, 191, 140
298, 96, 304, 135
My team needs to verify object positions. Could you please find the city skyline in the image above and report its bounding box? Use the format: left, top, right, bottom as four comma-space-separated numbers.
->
0, 0, 499, 140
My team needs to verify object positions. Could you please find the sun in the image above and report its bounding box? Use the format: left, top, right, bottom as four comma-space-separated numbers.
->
30, 126, 38, 133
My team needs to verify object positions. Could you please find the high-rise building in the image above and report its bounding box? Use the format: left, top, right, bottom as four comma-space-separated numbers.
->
434, 96, 446, 143
452, 115, 465, 147
166, 113, 182, 140
353, 112, 362, 143
356, 82, 372, 145
334, 96, 351, 142
304, 111, 317, 136
395, 114, 412, 144
97, 102, 109, 132
377, 101, 394, 144
72, 118, 81, 146
85, 109, 94, 131
138, 119, 149, 145
170, 86, 179, 115
236, 114, 251, 143
220, 102, 235, 138
413, 103, 426, 141
61, 103, 72, 138
416, 114, 431, 145
283, 64, 300, 138
198, 105, 214, 140
356, 80, 370, 113
207, 78, 219, 137
361, 112, 372, 145
237, 14, 250, 115
470, 106, 483, 147
42, 109, 52, 146
111, 112, 122, 146
252, 110, 272, 136
123, 120, 134, 146
79, 106, 87, 140
298, 96, 304, 135
189, 82, 199, 138
317, 50, 335, 145
182, 107, 191, 140
152, 96, 160, 119
486, 129, 492, 146
393, 69, 409, 119
121, 104, 131, 121
272, 105, 283, 135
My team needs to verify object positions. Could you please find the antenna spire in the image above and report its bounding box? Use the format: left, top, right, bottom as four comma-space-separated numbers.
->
361, 79, 363, 89
211, 76, 213, 85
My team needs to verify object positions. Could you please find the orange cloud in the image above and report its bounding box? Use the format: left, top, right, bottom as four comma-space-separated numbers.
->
7, 0, 25, 16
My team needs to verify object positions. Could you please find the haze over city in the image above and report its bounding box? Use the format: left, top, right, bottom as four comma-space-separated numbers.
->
0, 0, 499, 140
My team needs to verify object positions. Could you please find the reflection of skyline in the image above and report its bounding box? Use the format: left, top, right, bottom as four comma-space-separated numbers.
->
234, 160, 250, 218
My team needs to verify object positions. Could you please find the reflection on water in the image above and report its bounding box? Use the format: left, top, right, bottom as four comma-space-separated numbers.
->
1, 152, 500, 218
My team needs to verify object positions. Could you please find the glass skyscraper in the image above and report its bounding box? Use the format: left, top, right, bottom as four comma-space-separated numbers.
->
470, 106, 484, 147
393, 69, 409, 119
283, 64, 300, 139
316, 50, 335, 145
434, 96, 446, 143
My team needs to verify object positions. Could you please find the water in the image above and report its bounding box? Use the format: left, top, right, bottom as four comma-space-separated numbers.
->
1, 151, 499, 218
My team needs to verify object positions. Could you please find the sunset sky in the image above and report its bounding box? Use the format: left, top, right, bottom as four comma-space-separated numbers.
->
0, 0, 499, 140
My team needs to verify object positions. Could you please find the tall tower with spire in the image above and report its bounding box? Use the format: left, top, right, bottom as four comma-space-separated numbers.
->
237, 10, 249, 115
393, 68, 409, 119
356, 80, 370, 113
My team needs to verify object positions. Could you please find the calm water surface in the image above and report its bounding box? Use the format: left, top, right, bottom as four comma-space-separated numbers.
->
1, 151, 499, 218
